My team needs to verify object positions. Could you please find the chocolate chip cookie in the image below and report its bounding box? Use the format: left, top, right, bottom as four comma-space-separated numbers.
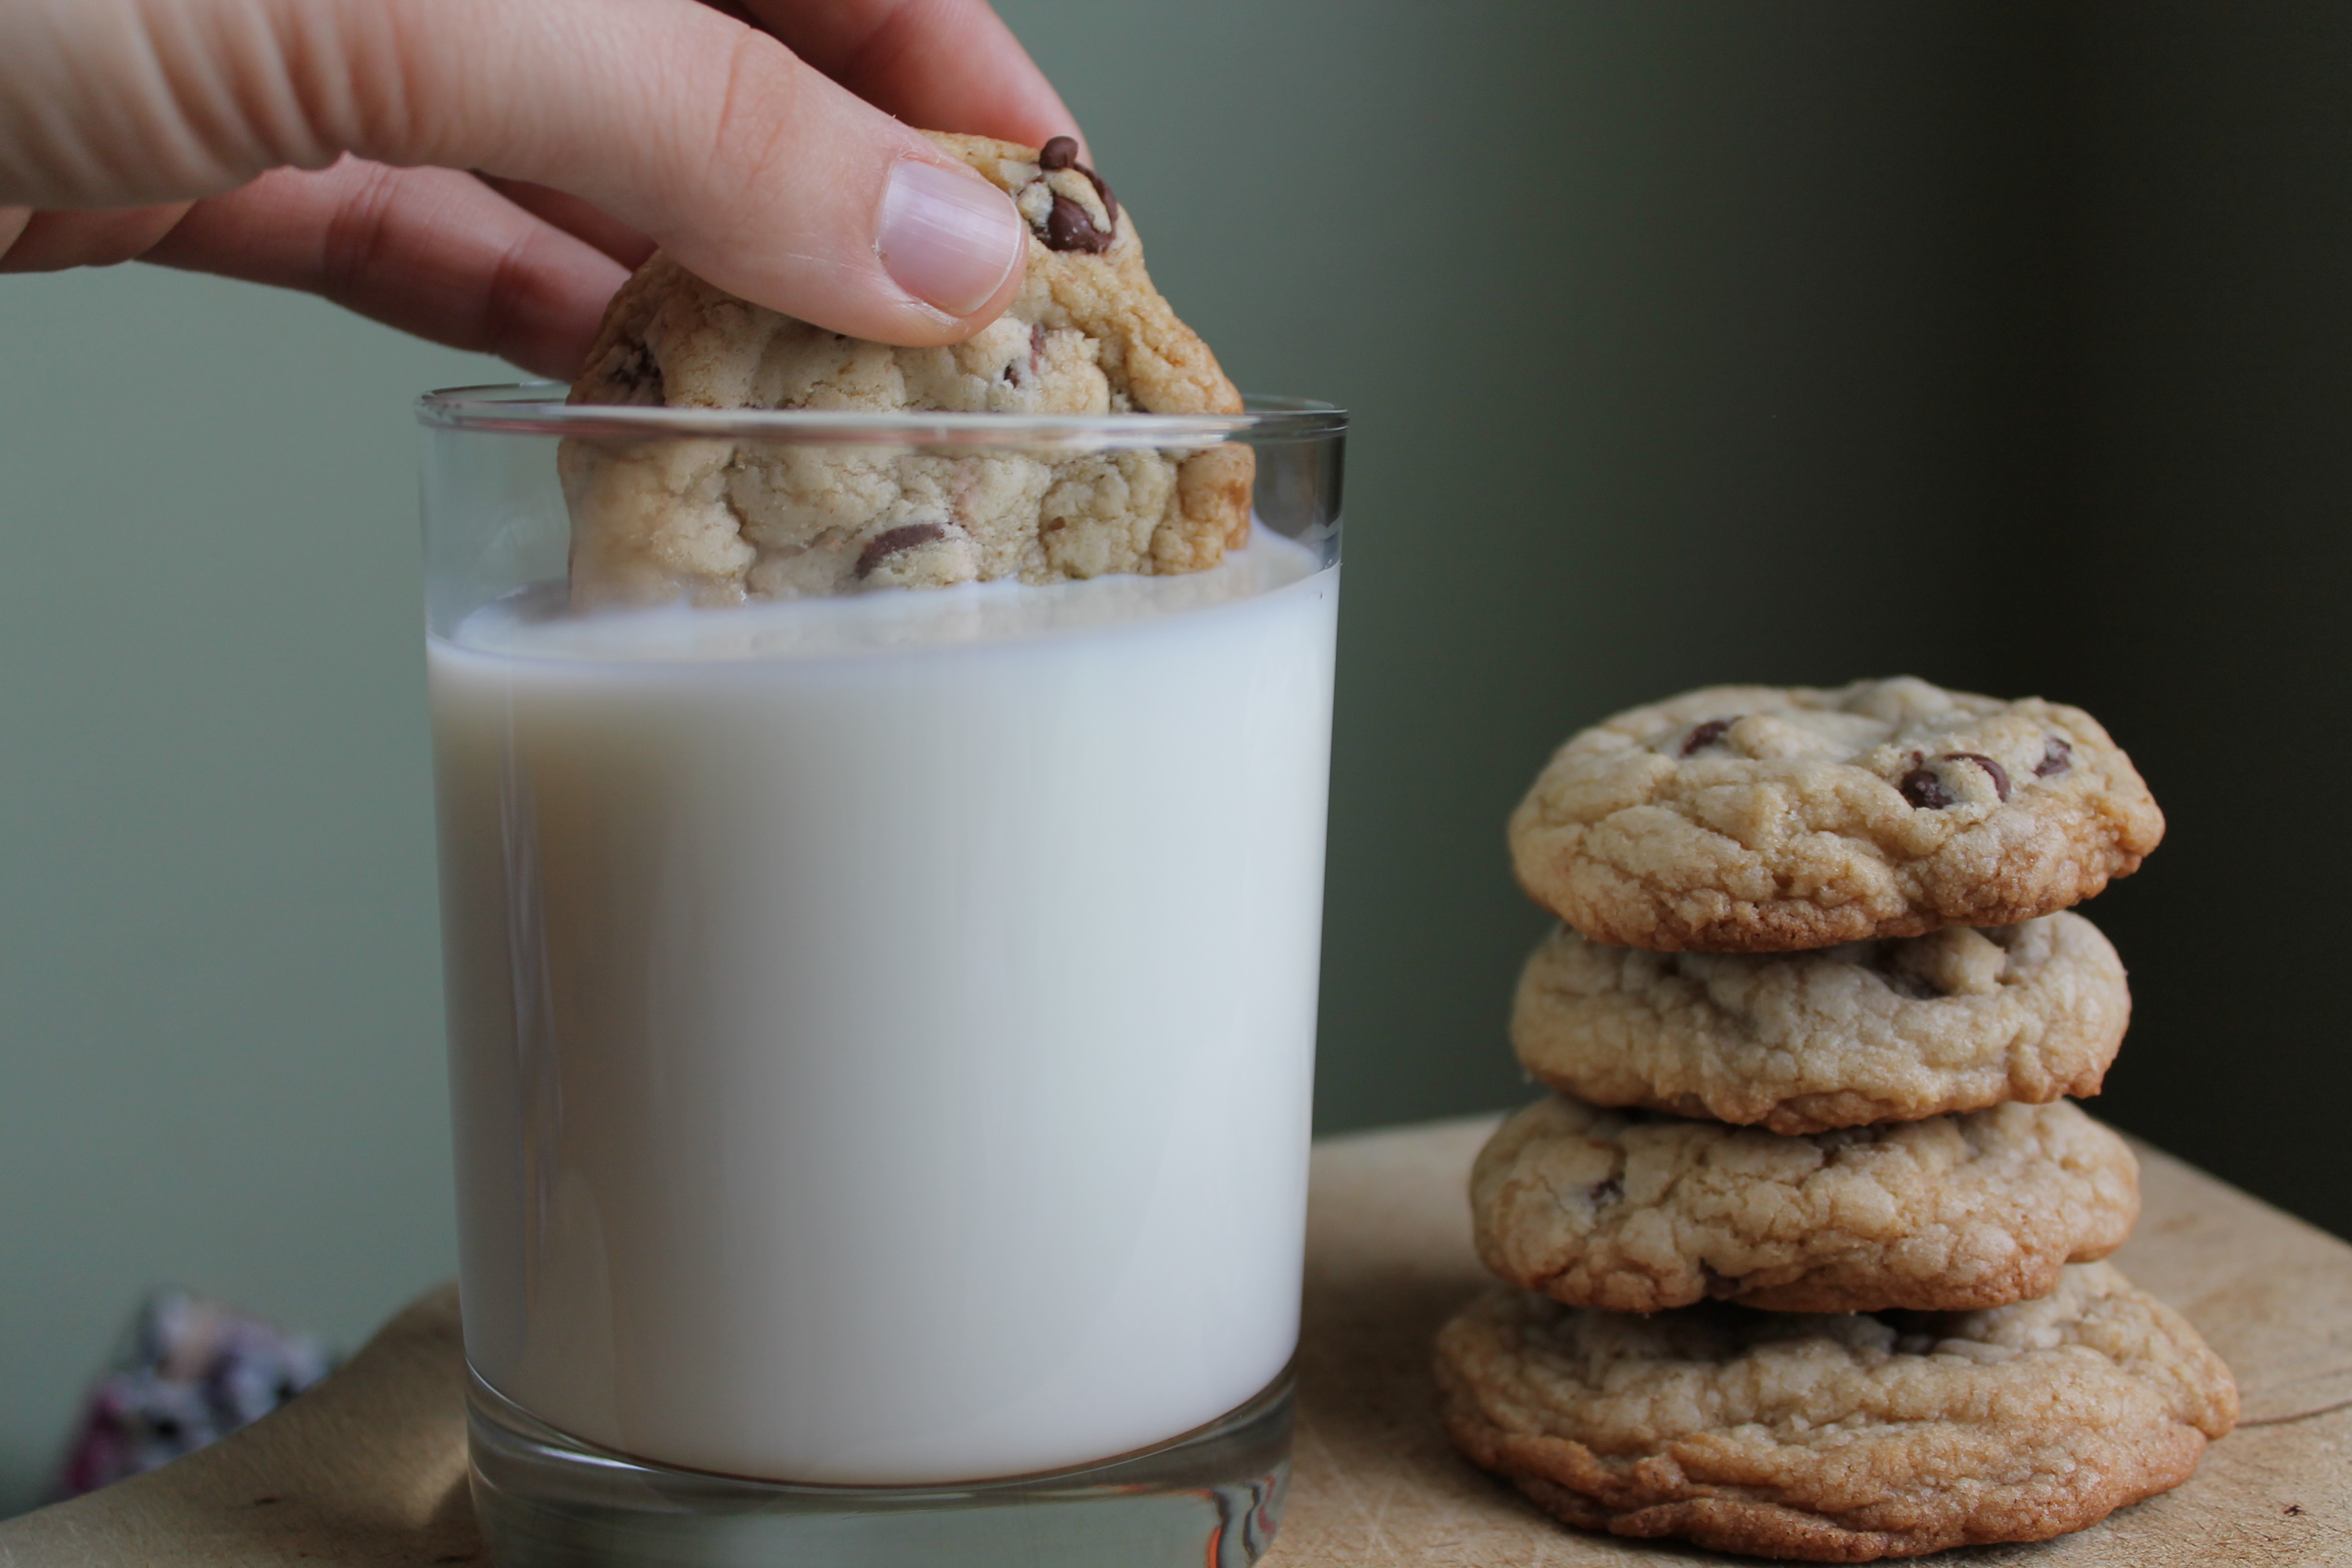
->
564, 132, 1252, 607
1507, 679, 2163, 951
1512, 913, 2129, 1133
1472, 1093, 2138, 1313
1436, 1262, 2237, 1561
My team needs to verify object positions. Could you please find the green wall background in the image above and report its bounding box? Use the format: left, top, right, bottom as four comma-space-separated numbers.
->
4, 0, 2347, 1515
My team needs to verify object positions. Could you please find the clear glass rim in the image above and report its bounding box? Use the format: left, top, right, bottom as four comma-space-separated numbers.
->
416, 385, 1346, 448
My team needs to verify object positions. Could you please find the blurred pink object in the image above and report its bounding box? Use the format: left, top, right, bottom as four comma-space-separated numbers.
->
54, 1287, 334, 1498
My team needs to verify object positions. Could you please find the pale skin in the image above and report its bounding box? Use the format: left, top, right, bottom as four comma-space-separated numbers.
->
0, 0, 1082, 378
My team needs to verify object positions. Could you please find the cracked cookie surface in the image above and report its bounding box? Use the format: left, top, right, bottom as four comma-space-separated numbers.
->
563, 132, 1249, 607
1511, 913, 2130, 1132
1507, 678, 2163, 951
1472, 1093, 2137, 1313
1436, 1262, 2237, 1562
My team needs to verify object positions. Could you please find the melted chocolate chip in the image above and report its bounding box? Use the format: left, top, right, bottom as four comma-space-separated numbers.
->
1590, 1175, 1622, 1205
603, 343, 665, 406
1029, 137, 1118, 250
1940, 752, 2011, 801
1044, 193, 1114, 253
1865, 944, 1943, 999
1081, 165, 1118, 225
1899, 767, 1956, 809
1005, 325, 1041, 387
1679, 717, 1741, 757
854, 523, 949, 579
2035, 738, 2075, 777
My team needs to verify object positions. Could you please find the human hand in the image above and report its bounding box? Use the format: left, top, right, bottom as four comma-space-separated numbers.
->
0, 0, 1080, 377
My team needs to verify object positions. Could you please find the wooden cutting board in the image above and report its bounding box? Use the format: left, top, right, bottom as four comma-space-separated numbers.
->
3, 1116, 2344, 1566
1271, 1118, 2351, 1567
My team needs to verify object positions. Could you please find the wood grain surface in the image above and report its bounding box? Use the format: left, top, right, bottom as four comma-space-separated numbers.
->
2, 1116, 2342, 1567
1270, 1117, 2352, 1567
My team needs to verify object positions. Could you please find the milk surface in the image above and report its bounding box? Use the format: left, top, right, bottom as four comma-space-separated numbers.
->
429, 538, 1338, 1484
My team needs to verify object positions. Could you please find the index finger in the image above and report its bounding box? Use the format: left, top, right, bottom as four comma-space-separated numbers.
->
739, 0, 1084, 152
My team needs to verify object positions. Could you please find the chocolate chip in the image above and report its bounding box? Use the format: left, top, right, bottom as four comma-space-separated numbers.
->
1004, 325, 1041, 387
1899, 767, 1955, 809
1701, 1265, 1744, 1297
854, 523, 949, 579
1866, 944, 1942, 999
2035, 738, 2074, 777
1044, 193, 1113, 253
1081, 165, 1119, 225
1679, 716, 1741, 757
1029, 138, 1118, 249
603, 343, 665, 406
1940, 752, 2011, 802
1589, 1175, 1622, 1205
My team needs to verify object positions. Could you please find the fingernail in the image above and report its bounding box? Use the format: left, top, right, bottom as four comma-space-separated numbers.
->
878, 159, 1024, 317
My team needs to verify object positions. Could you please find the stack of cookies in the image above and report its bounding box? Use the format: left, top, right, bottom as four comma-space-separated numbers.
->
1435, 678, 2240, 1562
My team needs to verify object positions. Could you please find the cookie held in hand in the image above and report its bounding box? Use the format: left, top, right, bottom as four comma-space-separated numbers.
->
1472, 1093, 2138, 1313
564, 132, 1251, 607
1511, 914, 2130, 1133
1507, 678, 2163, 951
1436, 1263, 2237, 1561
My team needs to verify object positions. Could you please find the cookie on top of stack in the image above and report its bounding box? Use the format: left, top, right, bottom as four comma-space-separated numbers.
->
1435, 677, 2238, 1562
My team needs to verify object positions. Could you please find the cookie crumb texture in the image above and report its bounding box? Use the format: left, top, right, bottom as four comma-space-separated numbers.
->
563, 132, 1250, 608
1436, 1264, 2237, 1561
1507, 679, 2164, 951
1472, 1094, 2138, 1313
1512, 914, 2130, 1132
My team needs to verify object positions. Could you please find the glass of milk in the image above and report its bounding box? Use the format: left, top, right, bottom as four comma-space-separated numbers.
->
416, 388, 1343, 1568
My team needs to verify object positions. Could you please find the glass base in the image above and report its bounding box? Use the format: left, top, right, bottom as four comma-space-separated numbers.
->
465, 1368, 1293, 1568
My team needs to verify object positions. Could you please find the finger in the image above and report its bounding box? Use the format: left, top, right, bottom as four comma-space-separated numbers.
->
143, 157, 630, 379
738, 0, 1084, 154
0, 204, 194, 270
314, 0, 1030, 344
473, 175, 656, 271
0, 170, 623, 378
12, 0, 1028, 345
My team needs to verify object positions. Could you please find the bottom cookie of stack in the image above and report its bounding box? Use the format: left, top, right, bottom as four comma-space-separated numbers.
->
1434, 1262, 2239, 1562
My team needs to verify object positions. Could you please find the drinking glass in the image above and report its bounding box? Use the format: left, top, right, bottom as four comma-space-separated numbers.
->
416, 388, 1344, 1567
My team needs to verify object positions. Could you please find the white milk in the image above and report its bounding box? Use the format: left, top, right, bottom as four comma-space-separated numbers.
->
429, 537, 1338, 1485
